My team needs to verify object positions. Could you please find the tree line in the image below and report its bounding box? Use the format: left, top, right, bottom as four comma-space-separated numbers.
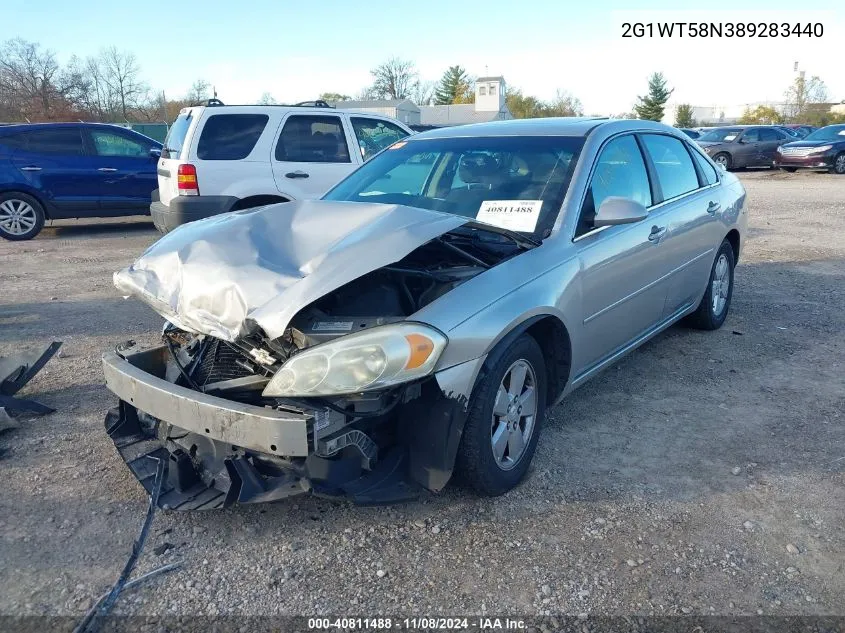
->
0, 38, 212, 123
319, 58, 585, 118
2, 38, 840, 127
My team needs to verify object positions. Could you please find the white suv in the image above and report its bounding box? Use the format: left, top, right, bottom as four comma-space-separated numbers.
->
151, 101, 412, 233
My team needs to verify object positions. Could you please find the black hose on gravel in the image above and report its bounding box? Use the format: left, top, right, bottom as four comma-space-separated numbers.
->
73, 457, 177, 633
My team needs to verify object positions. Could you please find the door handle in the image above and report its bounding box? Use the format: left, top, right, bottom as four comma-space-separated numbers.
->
285, 171, 309, 179
98, 167, 118, 172
648, 225, 667, 242
20, 166, 42, 171
707, 201, 721, 214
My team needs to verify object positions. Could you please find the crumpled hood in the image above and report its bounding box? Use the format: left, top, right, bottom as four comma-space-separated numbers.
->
114, 200, 468, 342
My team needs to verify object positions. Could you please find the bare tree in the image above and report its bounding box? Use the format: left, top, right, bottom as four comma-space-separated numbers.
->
411, 80, 436, 106
186, 79, 210, 104
0, 38, 84, 120
257, 91, 277, 105
368, 58, 419, 100
544, 90, 583, 117
783, 74, 828, 121
97, 46, 147, 120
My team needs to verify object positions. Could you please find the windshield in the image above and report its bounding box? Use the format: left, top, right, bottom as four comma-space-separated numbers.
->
323, 135, 584, 238
803, 125, 845, 142
698, 128, 743, 142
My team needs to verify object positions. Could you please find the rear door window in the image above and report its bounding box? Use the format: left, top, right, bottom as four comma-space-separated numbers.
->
275, 115, 351, 163
640, 134, 700, 201
197, 114, 268, 160
90, 130, 150, 157
758, 128, 782, 142
25, 128, 85, 155
691, 148, 718, 185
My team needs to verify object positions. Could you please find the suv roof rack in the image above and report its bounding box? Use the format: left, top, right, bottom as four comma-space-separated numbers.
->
292, 100, 334, 109
204, 98, 225, 107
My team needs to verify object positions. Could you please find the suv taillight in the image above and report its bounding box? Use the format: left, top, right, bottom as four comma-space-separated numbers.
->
177, 164, 199, 196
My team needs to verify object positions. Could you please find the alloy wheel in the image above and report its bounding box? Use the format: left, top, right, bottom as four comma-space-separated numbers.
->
0, 199, 37, 236
490, 359, 538, 471
711, 254, 730, 316
835, 154, 845, 175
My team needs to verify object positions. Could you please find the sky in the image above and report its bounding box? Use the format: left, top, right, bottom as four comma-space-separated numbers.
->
8, 0, 845, 115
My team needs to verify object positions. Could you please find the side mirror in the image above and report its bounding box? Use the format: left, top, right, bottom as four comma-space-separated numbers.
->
594, 197, 648, 227
150, 147, 162, 159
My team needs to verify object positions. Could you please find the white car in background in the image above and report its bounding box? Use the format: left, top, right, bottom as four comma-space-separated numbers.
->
151, 100, 412, 233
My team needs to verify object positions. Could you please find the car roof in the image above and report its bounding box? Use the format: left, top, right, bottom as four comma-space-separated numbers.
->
407, 117, 681, 140
0, 122, 138, 133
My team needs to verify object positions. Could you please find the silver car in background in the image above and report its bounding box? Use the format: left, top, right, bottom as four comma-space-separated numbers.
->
103, 118, 746, 509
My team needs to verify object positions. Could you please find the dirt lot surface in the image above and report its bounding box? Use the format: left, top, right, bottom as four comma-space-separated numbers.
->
1, 170, 843, 620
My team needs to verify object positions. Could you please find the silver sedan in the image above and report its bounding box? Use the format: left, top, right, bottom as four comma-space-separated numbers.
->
104, 118, 746, 509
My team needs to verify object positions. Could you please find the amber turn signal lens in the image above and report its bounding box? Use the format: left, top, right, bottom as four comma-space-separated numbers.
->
404, 333, 434, 369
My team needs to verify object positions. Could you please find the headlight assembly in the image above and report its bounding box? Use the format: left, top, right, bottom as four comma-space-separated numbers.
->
262, 322, 447, 397
809, 145, 832, 153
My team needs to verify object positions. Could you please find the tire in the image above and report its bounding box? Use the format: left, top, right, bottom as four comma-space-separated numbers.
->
712, 153, 731, 171
832, 152, 845, 175
686, 239, 736, 330
0, 192, 45, 241
782, 167, 798, 173
455, 334, 547, 496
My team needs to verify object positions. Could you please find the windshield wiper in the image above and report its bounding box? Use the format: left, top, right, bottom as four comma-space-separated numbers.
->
455, 223, 541, 249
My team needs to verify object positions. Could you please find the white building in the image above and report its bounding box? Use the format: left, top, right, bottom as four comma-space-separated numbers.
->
330, 99, 421, 125
419, 76, 512, 127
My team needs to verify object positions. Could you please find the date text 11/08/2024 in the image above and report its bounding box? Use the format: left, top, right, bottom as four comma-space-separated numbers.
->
308, 617, 527, 630
621, 22, 823, 38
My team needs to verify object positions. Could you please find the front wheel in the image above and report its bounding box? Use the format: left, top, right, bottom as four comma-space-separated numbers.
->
832, 153, 845, 175
455, 334, 547, 496
685, 239, 735, 330
0, 193, 45, 241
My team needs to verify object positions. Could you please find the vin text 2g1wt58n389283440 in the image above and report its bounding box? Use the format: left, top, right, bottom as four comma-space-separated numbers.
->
102, 117, 746, 510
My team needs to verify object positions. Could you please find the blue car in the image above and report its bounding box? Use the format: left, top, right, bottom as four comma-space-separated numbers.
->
0, 122, 162, 240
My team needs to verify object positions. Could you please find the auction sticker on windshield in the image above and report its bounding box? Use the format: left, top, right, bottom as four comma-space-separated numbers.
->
476, 200, 542, 232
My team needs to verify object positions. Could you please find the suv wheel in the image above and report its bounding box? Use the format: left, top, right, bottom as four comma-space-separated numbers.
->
456, 334, 547, 496
0, 193, 45, 241
832, 152, 845, 175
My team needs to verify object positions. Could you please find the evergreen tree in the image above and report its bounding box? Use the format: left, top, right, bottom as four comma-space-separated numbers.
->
674, 103, 695, 127
434, 65, 473, 105
634, 72, 673, 121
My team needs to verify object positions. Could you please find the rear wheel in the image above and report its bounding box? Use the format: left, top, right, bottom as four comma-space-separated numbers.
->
0, 193, 45, 241
832, 153, 845, 175
456, 334, 547, 496
712, 153, 731, 170
686, 239, 735, 330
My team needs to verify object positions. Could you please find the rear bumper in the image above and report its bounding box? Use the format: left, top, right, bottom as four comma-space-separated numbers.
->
150, 194, 238, 234
775, 153, 835, 170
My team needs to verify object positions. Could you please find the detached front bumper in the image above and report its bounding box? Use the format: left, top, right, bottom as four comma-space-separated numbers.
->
102, 345, 476, 509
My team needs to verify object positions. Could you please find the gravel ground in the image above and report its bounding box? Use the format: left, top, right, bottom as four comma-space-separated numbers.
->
0, 170, 843, 619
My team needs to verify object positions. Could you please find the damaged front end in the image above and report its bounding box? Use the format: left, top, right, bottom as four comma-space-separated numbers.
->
104, 201, 528, 509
